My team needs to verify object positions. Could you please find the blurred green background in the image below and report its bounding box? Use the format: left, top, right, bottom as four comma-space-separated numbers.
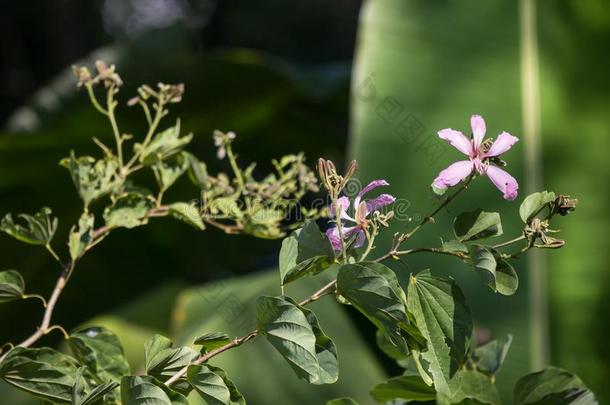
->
0, 1, 608, 404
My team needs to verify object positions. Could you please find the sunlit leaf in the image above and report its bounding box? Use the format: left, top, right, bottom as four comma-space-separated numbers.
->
406, 270, 472, 396
60, 152, 121, 207
370, 374, 436, 402
519, 191, 556, 223
514, 367, 597, 405
103, 193, 154, 229
0, 207, 58, 245
0, 270, 25, 303
454, 209, 503, 242
168, 202, 204, 231
136, 119, 193, 165
69, 212, 95, 260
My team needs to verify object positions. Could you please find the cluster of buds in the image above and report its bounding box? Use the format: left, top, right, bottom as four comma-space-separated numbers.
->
128, 82, 185, 107
552, 195, 578, 216
525, 218, 565, 249
72, 60, 123, 89
317, 158, 358, 199
213, 130, 237, 160
372, 210, 395, 229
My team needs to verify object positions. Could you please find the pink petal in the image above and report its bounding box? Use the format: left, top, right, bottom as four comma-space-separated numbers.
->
438, 129, 473, 156
354, 229, 366, 248
485, 165, 519, 200
328, 196, 353, 221
326, 226, 358, 252
355, 179, 389, 208
471, 114, 486, 150
366, 193, 396, 214
432, 160, 474, 190
358, 179, 389, 198
485, 132, 519, 157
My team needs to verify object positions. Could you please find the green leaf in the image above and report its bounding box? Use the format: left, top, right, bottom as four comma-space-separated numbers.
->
256, 295, 320, 383
69, 212, 95, 260
0, 207, 58, 245
454, 209, 503, 242
68, 326, 131, 383
243, 208, 284, 239
326, 398, 359, 405
438, 369, 500, 405
279, 220, 334, 286
193, 332, 231, 351
184, 152, 209, 189
370, 374, 437, 402
187, 364, 245, 405
514, 366, 597, 405
0, 347, 80, 403
103, 193, 154, 229
0, 270, 25, 303
72, 366, 119, 405
469, 245, 519, 296
293, 300, 339, 384
472, 334, 513, 376
136, 119, 193, 165
406, 270, 473, 396
519, 191, 556, 223
336, 262, 419, 356
209, 197, 243, 219
152, 152, 189, 192
144, 335, 198, 389
120, 375, 173, 405
60, 152, 121, 207
168, 202, 205, 231
442, 240, 469, 254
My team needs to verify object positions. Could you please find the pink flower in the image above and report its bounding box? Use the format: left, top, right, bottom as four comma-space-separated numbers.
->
432, 114, 519, 200
326, 180, 396, 252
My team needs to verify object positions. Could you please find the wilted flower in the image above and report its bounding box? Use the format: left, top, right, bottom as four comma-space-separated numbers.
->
72, 65, 92, 87
94, 60, 123, 88
326, 179, 396, 251
433, 115, 519, 200
213, 130, 236, 159
158, 82, 185, 103
553, 195, 578, 216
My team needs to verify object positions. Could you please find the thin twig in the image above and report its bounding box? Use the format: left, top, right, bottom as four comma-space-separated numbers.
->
164, 278, 338, 387
374, 176, 474, 263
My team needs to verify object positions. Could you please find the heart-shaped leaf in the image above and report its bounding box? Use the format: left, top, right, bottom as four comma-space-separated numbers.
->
406, 270, 472, 396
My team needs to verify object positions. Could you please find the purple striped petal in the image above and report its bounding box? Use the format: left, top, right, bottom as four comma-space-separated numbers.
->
471, 114, 486, 150
486, 165, 519, 200
485, 132, 519, 157
366, 193, 396, 214
438, 129, 473, 156
432, 160, 474, 190
354, 229, 366, 248
358, 179, 389, 198
326, 226, 359, 252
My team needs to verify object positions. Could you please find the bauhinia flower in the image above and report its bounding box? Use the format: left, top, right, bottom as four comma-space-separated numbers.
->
432, 114, 519, 200
326, 179, 396, 251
